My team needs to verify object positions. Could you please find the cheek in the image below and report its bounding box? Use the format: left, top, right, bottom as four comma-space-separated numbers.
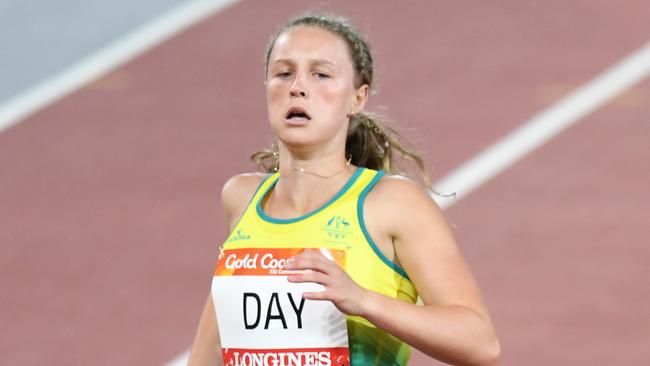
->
266, 83, 285, 110
318, 84, 354, 114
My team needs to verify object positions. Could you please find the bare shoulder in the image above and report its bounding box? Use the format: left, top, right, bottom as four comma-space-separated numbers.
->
367, 174, 430, 200
365, 174, 449, 235
221, 172, 268, 230
368, 175, 442, 215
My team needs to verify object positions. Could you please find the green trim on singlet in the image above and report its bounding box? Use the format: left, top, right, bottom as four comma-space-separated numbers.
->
256, 166, 364, 224
357, 170, 410, 280
347, 318, 412, 365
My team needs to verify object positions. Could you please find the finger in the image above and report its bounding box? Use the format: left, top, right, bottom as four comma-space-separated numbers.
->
287, 250, 323, 265
285, 254, 336, 274
302, 291, 330, 301
305, 249, 342, 270
287, 270, 329, 285
301, 248, 338, 264
290, 249, 342, 268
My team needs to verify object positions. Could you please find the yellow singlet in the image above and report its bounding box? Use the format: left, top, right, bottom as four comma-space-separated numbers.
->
222, 166, 418, 365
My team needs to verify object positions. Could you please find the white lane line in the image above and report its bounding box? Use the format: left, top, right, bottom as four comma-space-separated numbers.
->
165, 350, 191, 366
0, 0, 239, 134
433, 40, 650, 210
165, 40, 650, 366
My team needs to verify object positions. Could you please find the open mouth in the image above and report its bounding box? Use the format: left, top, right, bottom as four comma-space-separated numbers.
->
285, 107, 311, 120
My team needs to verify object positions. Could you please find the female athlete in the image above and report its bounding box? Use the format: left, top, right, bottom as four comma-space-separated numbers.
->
188, 13, 501, 366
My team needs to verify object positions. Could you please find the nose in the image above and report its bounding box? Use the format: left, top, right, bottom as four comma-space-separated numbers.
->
289, 74, 308, 98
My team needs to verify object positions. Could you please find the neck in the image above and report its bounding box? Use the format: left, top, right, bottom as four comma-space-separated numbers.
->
276, 144, 352, 177
267, 149, 355, 217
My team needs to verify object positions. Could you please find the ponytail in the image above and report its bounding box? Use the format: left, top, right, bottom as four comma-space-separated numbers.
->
250, 143, 279, 174
346, 112, 430, 187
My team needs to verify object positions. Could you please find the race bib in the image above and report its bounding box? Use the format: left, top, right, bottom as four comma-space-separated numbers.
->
211, 248, 350, 366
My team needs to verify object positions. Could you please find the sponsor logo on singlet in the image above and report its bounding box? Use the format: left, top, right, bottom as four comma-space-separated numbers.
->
228, 228, 252, 243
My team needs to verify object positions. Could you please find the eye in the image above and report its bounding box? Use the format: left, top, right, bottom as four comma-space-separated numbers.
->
275, 71, 292, 78
314, 72, 330, 79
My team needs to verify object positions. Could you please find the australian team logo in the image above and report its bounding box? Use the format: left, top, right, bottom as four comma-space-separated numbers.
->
322, 216, 352, 240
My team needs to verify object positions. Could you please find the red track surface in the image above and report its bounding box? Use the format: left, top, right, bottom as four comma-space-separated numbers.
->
1, 1, 649, 365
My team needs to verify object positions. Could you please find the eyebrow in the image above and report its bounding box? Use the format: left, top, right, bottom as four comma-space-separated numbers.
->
271, 58, 337, 67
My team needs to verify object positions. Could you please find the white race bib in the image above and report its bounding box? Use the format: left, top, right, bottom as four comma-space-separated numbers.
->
211, 248, 350, 366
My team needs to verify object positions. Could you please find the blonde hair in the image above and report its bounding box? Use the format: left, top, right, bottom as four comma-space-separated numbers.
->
252, 12, 431, 187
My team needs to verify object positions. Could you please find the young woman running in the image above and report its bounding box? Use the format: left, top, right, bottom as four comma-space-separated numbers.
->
189, 13, 501, 366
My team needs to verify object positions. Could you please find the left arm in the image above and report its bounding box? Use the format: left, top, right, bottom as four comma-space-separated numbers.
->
286, 177, 501, 366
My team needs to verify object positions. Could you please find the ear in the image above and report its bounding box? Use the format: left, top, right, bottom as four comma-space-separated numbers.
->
350, 84, 369, 115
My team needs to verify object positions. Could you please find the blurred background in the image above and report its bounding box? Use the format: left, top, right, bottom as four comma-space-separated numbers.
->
1, 1, 649, 365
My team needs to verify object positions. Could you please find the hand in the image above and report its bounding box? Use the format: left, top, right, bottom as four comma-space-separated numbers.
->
284, 249, 369, 316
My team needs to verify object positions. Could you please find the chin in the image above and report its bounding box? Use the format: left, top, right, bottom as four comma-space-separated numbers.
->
277, 136, 318, 151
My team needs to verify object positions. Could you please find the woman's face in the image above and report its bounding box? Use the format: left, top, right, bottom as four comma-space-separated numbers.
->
266, 26, 368, 152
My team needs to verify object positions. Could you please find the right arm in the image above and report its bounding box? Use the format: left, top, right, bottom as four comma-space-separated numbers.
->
187, 294, 221, 366
187, 173, 265, 366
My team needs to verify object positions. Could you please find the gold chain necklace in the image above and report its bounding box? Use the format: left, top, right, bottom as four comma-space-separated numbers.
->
288, 157, 352, 179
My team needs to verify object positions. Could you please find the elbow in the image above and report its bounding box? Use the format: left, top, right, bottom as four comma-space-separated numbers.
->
463, 312, 501, 366
476, 337, 501, 366
441, 335, 501, 366
459, 335, 501, 366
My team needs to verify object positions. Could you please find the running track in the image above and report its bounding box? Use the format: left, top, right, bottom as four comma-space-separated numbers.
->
1, 1, 649, 365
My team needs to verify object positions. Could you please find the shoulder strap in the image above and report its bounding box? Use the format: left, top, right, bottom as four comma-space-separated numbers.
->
229, 173, 279, 230
356, 169, 410, 279
249, 172, 279, 207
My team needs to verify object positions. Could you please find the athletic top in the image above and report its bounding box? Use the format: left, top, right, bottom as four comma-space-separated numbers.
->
222, 166, 418, 365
